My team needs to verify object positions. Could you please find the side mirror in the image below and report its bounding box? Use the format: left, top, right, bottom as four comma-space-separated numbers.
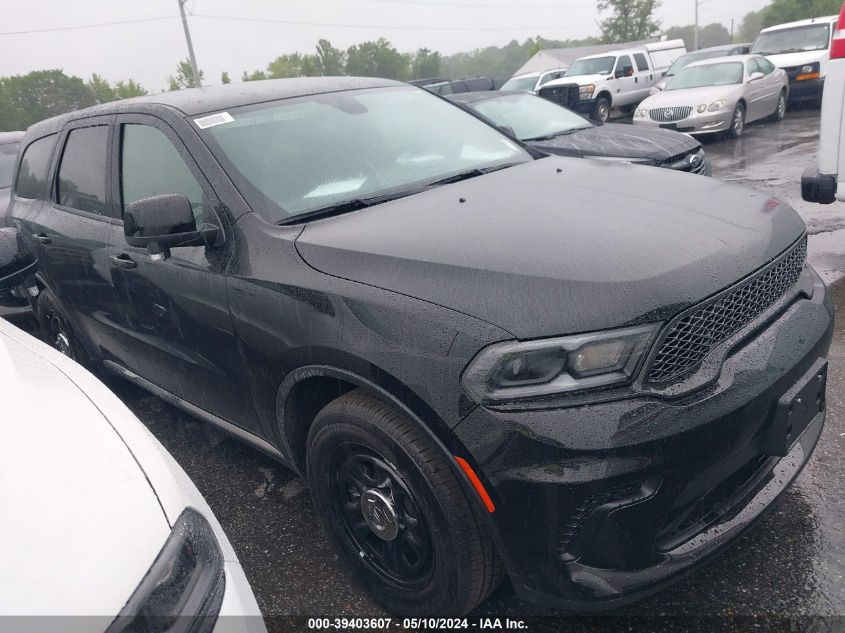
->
124, 193, 223, 257
749, 71, 765, 82
0, 227, 38, 307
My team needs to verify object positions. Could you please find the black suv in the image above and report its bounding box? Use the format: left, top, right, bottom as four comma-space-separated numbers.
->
8, 78, 832, 616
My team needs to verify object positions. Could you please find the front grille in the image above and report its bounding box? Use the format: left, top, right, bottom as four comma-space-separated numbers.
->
649, 106, 693, 123
538, 83, 580, 108
663, 149, 707, 174
647, 236, 807, 384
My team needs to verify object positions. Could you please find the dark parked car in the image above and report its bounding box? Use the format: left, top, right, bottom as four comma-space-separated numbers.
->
421, 76, 496, 95
449, 91, 710, 175
8, 78, 831, 616
0, 131, 24, 226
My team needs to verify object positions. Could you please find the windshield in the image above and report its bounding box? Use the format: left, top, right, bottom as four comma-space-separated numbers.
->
666, 62, 744, 90
500, 75, 539, 92
565, 56, 615, 77
201, 86, 531, 222
665, 50, 729, 76
471, 94, 592, 141
0, 143, 19, 189
752, 23, 831, 54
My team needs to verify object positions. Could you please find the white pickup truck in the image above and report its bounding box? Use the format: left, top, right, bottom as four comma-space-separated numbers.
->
802, 3, 845, 204
538, 40, 687, 122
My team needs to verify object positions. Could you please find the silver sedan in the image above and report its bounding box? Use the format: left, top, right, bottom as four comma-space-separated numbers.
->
633, 55, 789, 138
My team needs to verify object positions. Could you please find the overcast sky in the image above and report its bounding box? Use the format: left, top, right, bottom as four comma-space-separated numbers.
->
0, 0, 770, 91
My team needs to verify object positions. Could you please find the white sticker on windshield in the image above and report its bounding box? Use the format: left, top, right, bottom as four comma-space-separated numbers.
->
194, 112, 234, 129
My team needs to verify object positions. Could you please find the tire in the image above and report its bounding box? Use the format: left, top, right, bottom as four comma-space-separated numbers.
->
727, 102, 745, 139
36, 288, 96, 370
767, 90, 786, 122
592, 96, 611, 123
306, 390, 504, 616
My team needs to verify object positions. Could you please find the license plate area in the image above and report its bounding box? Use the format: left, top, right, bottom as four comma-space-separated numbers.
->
763, 359, 827, 457
659, 123, 679, 130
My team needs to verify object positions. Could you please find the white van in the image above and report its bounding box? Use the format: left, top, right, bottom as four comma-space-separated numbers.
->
538, 40, 686, 122
751, 14, 839, 103
801, 4, 845, 204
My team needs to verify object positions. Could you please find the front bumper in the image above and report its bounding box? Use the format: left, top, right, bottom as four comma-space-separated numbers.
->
788, 76, 824, 101
633, 109, 733, 135
454, 266, 832, 610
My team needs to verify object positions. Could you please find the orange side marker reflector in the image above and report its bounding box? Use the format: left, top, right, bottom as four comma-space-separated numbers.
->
455, 456, 496, 513
797, 72, 821, 81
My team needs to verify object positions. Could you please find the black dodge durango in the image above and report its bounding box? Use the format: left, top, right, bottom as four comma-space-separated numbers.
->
7, 78, 832, 616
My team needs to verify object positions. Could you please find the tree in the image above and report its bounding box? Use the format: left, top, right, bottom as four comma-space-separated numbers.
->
738, 9, 765, 41
221, 71, 231, 84
346, 39, 409, 80
266, 53, 321, 78
168, 59, 203, 90
87, 73, 115, 104
242, 69, 268, 82
0, 70, 96, 131
597, 0, 662, 43
115, 79, 146, 99
412, 48, 442, 79
665, 23, 731, 50
315, 39, 345, 75
760, 0, 842, 29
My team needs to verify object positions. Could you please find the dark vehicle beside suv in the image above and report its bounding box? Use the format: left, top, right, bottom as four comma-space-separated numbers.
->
448, 91, 710, 175
7, 78, 831, 616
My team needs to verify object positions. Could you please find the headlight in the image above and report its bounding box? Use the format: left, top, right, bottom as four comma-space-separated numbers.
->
801, 64, 815, 73
462, 324, 660, 404
579, 84, 595, 100
635, 108, 648, 118
107, 508, 225, 633
707, 99, 727, 112
696, 104, 707, 113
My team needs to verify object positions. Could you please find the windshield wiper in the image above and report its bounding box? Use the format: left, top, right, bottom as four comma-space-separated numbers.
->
524, 128, 585, 142
277, 190, 422, 225
423, 162, 524, 188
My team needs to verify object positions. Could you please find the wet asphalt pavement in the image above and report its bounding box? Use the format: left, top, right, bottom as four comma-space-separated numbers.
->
14, 109, 845, 630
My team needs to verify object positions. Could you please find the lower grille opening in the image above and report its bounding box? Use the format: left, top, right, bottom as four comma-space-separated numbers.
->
656, 454, 773, 552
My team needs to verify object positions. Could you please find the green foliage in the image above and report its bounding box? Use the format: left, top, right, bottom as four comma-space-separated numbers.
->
242, 69, 268, 82
0, 70, 95, 130
316, 40, 345, 75
221, 71, 232, 84
598, 0, 662, 43
266, 53, 321, 78
168, 59, 203, 90
738, 9, 765, 41
412, 48, 442, 79
87, 73, 115, 104
114, 79, 146, 99
664, 23, 732, 50
760, 0, 842, 28
346, 38, 410, 80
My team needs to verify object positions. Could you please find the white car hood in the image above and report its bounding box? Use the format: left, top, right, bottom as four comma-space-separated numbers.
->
0, 323, 169, 616
764, 49, 828, 69
546, 73, 610, 87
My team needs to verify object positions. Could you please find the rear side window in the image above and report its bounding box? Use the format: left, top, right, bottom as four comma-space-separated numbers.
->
633, 53, 649, 71
15, 135, 56, 199
56, 126, 109, 215
0, 143, 19, 189
120, 124, 204, 223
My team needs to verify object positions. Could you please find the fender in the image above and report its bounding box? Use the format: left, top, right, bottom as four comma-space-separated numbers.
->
274, 363, 522, 580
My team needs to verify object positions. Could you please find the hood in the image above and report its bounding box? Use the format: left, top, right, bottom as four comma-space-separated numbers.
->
547, 73, 610, 88
529, 122, 700, 162
295, 156, 805, 339
763, 49, 829, 68
0, 322, 170, 616
641, 84, 744, 109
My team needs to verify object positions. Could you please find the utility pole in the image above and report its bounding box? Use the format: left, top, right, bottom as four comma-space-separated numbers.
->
730, 19, 735, 43
694, 0, 699, 50
177, 0, 202, 88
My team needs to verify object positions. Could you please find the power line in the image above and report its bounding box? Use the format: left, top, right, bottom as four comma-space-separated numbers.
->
0, 15, 177, 36
190, 13, 594, 31
374, 0, 594, 8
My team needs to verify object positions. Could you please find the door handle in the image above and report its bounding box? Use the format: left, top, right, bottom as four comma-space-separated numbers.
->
111, 254, 137, 269
32, 233, 51, 245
